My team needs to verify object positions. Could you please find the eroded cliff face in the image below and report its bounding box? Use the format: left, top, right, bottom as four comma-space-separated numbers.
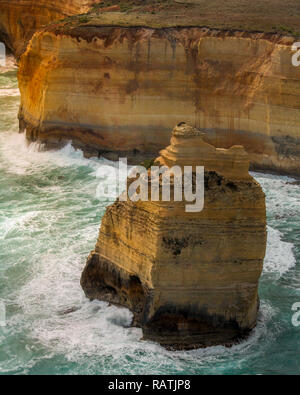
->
0, 0, 97, 57
18, 25, 300, 174
81, 123, 267, 349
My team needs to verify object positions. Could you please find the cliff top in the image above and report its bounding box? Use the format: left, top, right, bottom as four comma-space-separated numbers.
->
48, 0, 300, 37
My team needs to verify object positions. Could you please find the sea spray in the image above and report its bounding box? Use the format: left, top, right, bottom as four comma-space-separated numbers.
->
0, 69, 299, 375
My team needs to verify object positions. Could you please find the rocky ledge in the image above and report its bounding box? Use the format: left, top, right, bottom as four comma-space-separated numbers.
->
81, 123, 267, 349
17, 9, 300, 174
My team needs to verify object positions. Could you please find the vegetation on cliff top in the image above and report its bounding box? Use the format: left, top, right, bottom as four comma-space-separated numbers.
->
47, 0, 300, 37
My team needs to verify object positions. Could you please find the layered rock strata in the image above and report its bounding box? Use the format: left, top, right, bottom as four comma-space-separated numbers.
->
81, 123, 267, 349
18, 21, 300, 174
0, 0, 97, 57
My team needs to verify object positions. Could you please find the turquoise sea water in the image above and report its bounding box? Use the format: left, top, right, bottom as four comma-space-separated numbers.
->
0, 68, 299, 375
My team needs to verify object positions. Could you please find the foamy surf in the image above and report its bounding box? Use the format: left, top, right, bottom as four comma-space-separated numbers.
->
264, 226, 296, 276
0, 70, 299, 375
11, 220, 287, 364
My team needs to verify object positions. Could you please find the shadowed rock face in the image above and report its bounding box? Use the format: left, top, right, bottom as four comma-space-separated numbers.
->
81, 123, 267, 349
0, 0, 96, 57
18, 24, 300, 175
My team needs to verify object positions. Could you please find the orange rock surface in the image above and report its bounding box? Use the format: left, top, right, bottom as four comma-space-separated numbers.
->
0, 0, 97, 57
18, 25, 300, 174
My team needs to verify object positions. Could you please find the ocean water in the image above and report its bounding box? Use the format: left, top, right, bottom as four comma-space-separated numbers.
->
0, 68, 299, 375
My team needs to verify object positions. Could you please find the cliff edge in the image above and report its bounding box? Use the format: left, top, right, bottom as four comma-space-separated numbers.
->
17, 1, 300, 175
0, 0, 97, 57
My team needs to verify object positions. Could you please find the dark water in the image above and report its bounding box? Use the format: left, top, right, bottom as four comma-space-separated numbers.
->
0, 69, 299, 375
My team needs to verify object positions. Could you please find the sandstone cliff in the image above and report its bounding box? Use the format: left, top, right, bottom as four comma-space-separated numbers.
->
18, 6, 300, 174
81, 123, 267, 349
0, 0, 97, 57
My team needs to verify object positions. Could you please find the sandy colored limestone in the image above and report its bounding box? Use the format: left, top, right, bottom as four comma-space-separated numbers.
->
0, 0, 97, 57
81, 123, 267, 349
18, 26, 300, 174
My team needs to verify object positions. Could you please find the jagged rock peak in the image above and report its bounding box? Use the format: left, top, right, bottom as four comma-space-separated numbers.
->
172, 122, 205, 137
158, 123, 250, 180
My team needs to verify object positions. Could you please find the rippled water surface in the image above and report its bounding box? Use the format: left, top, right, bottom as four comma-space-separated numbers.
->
0, 68, 299, 375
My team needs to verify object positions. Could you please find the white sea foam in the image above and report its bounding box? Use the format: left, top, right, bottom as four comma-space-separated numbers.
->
0, 132, 101, 176
0, 145, 295, 373
0, 211, 41, 240
0, 79, 297, 372
251, 172, 298, 277
264, 226, 296, 276
252, 172, 300, 218
10, 212, 291, 373
14, 257, 277, 374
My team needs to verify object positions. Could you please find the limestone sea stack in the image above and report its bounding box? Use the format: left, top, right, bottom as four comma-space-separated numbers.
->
81, 123, 267, 349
